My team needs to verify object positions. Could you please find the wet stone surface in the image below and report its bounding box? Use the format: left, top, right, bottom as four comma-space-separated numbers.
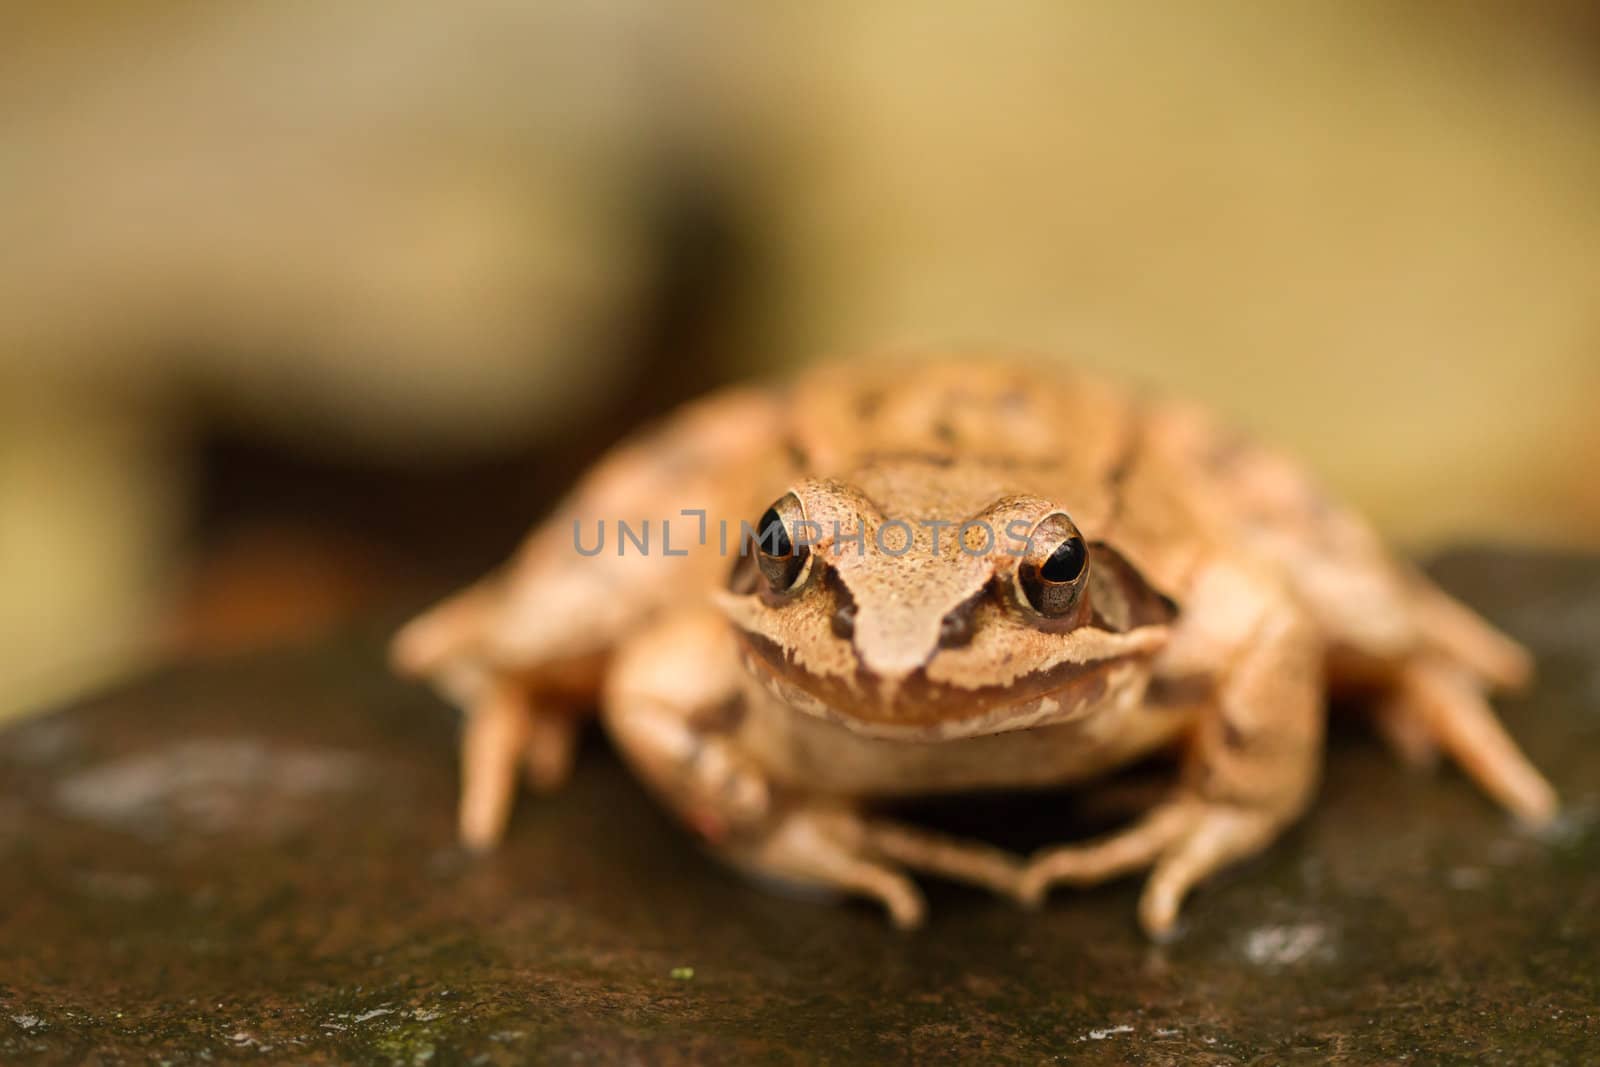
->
1, 549, 1597, 1064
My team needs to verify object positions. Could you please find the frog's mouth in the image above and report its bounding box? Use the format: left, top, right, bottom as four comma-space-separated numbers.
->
731, 625, 1167, 742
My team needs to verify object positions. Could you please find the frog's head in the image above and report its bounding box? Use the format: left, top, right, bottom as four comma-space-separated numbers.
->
713, 467, 1177, 739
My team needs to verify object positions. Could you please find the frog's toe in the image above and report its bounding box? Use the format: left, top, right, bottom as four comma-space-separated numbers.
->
1020, 800, 1283, 937
879, 879, 929, 930
1386, 657, 1557, 827
1018, 802, 1194, 908
1134, 805, 1277, 939
459, 682, 582, 850
522, 711, 579, 793
459, 685, 531, 851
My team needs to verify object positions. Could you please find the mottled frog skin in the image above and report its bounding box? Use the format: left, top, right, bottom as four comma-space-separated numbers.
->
392, 358, 1554, 938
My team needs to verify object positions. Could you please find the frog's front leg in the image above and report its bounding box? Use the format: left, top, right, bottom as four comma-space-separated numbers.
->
603, 610, 1024, 927
601, 610, 771, 838
1020, 565, 1324, 939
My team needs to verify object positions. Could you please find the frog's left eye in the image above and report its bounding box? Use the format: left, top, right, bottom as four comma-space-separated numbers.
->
753, 492, 810, 593
1017, 513, 1090, 619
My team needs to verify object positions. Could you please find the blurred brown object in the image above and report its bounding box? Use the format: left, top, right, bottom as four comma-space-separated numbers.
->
161, 524, 390, 658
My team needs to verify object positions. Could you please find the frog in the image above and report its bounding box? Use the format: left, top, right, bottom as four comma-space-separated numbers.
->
391, 357, 1556, 939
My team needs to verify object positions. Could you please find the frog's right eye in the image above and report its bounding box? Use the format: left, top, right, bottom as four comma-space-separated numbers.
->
753, 492, 811, 592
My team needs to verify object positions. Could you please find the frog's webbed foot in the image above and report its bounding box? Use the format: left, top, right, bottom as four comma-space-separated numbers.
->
1377, 656, 1556, 827
1017, 799, 1281, 939
459, 680, 580, 850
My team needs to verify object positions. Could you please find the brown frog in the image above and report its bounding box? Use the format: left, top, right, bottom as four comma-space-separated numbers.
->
392, 358, 1555, 938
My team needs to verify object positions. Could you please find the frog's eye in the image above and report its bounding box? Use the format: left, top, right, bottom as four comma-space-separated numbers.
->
1017, 513, 1090, 618
753, 492, 810, 593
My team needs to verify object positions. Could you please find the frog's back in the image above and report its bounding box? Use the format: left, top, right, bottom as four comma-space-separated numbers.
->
400, 355, 1525, 701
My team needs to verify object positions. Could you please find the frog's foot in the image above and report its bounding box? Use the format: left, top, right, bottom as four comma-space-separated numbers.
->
459, 680, 579, 850
1017, 798, 1281, 939
727, 810, 1029, 926
1380, 657, 1556, 827
731, 806, 928, 929
609, 696, 926, 926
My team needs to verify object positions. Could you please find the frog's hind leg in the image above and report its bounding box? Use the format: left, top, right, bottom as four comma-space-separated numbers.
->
1380, 657, 1555, 827
1021, 567, 1325, 939
393, 586, 586, 850
1367, 576, 1554, 827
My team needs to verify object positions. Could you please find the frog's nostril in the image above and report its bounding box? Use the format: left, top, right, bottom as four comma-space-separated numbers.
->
826, 568, 858, 641
937, 591, 984, 649
938, 610, 974, 649
832, 601, 857, 640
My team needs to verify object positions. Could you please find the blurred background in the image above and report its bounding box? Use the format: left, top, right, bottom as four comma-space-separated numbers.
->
3, 2, 1598, 719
